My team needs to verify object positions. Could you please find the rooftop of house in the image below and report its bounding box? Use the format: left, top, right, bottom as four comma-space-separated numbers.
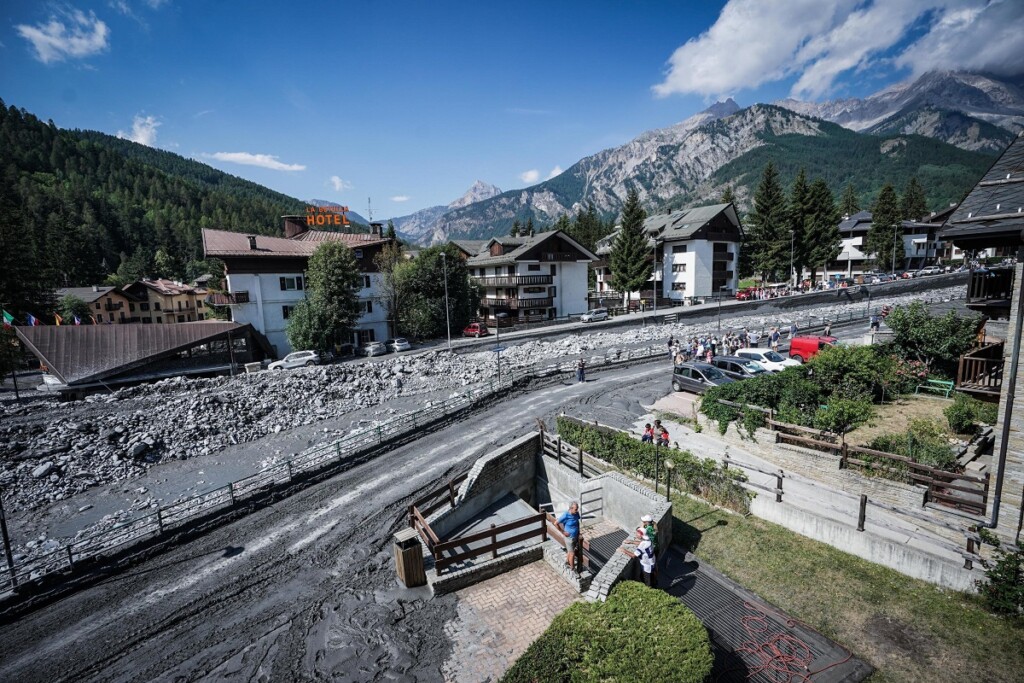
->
56, 286, 121, 304
202, 227, 390, 258
596, 203, 740, 254
466, 230, 597, 267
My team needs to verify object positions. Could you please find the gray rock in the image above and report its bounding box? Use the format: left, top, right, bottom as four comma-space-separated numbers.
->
32, 462, 54, 478
129, 442, 149, 458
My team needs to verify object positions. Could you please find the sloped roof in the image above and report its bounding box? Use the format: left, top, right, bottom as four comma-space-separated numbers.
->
451, 239, 487, 256
138, 278, 197, 296
56, 286, 120, 304
466, 230, 598, 266
203, 228, 389, 257
940, 132, 1024, 248
14, 321, 258, 386
596, 203, 740, 254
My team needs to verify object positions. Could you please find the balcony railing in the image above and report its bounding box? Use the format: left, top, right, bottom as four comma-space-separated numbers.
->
966, 268, 1014, 312
471, 274, 553, 287
712, 251, 735, 262
205, 291, 250, 306
104, 302, 123, 311
480, 297, 554, 310
956, 341, 1005, 398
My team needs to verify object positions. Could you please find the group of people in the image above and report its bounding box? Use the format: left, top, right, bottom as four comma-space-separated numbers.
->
641, 419, 670, 446
666, 323, 801, 365
556, 502, 660, 587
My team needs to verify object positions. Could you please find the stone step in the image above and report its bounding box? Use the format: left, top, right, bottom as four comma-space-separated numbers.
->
542, 540, 593, 593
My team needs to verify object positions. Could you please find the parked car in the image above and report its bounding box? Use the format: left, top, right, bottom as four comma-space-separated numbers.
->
463, 322, 490, 337
671, 362, 736, 394
788, 335, 838, 363
268, 350, 321, 370
580, 308, 608, 323
710, 356, 769, 380
734, 348, 800, 372
362, 341, 389, 357
917, 265, 943, 277
386, 337, 412, 352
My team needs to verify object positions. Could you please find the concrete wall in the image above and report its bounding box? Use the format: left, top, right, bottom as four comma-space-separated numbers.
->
993, 262, 1024, 543
558, 262, 591, 317
430, 432, 539, 538
750, 495, 981, 592
583, 471, 672, 552
535, 454, 586, 516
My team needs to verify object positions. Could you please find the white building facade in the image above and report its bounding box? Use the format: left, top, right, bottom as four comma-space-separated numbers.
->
465, 231, 597, 322
203, 219, 392, 357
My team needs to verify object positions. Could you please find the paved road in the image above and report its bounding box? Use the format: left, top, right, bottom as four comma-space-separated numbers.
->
0, 363, 668, 683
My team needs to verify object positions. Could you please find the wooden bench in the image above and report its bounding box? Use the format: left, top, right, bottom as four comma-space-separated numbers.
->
916, 379, 955, 398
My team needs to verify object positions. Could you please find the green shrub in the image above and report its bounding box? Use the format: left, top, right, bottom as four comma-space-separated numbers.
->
976, 531, 1024, 622
501, 581, 713, 683
556, 416, 750, 513
868, 418, 957, 472
945, 393, 999, 435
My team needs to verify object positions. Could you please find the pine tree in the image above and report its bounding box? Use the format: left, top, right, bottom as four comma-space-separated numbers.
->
745, 162, 789, 283
509, 220, 521, 237
553, 214, 572, 232
839, 183, 860, 217
385, 219, 397, 240
786, 168, 811, 283
720, 186, 735, 204
803, 179, 841, 283
866, 184, 904, 271
900, 177, 928, 221
608, 189, 652, 304
525, 217, 535, 237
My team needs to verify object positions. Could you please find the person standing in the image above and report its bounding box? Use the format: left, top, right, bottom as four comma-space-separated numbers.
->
667, 336, 675, 360
770, 328, 780, 353
576, 358, 586, 383
789, 322, 798, 338
557, 501, 581, 572
620, 526, 657, 587
823, 320, 832, 336
869, 314, 879, 332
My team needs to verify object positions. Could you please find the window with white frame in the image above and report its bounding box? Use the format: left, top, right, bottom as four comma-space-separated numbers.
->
672, 264, 687, 273
671, 282, 687, 291
279, 276, 304, 291
359, 300, 373, 314
672, 245, 687, 254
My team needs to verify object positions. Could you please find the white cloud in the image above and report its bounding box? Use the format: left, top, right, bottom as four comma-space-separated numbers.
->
546, 166, 563, 180
652, 0, 1023, 100
390, 195, 410, 203
520, 169, 540, 183
16, 9, 110, 64
206, 152, 306, 172
116, 114, 161, 146
329, 175, 352, 191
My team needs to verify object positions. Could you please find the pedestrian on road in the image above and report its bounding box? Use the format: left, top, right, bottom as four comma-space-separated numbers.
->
557, 501, 581, 572
576, 358, 586, 383
667, 336, 674, 360
770, 328, 780, 353
789, 322, 798, 338
823, 320, 832, 336
749, 330, 760, 348
869, 314, 880, 332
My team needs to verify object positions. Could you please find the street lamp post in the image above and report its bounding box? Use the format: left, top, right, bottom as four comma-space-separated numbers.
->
494, 312, 508, 386
790, 230, 795, 288
717, 285, 727, 332
892, 224, 898, 274
440, 252, 452, 352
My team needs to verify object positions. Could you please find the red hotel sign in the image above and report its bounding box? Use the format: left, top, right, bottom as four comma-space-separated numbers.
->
306, 205, 350, 226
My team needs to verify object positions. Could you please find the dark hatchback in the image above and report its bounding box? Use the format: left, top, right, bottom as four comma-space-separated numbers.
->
710, 355, 769, 380
671, 362, 736, 394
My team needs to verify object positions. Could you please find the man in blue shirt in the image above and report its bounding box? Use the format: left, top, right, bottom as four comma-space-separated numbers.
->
557, 501, 581, 571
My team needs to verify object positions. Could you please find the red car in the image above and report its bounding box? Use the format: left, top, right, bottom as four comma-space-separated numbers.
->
788, 335, 838, 363
462, 322, 490, 337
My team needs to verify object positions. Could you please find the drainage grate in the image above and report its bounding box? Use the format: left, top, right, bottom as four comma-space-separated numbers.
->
584, 529, 628, 572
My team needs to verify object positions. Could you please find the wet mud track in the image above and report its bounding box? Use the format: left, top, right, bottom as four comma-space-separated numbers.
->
0, 363, 666, 682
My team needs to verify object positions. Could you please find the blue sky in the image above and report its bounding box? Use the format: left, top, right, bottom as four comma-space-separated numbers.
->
2, 1, 1021, 219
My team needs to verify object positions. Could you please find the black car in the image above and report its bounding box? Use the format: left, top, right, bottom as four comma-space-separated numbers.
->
671, 362, 736, 394
710, 356, 769, 380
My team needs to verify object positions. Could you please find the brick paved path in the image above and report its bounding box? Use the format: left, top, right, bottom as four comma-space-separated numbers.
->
441, 561, 580, 682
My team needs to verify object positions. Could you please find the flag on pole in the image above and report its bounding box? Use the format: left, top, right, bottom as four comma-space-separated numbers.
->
26, 314, 41, 326
1, 310, 13, 328
54, 313, 63, 326
89, 315, 98, 325
73, 316, 81, 326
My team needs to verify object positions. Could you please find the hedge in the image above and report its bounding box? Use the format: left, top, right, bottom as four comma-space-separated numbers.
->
501, 581, 713, 683
556, 416, 750, 513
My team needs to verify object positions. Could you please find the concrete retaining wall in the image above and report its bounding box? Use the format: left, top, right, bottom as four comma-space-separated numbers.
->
583, 471, 673, 552
535, 453, 586, 514
430, 433, 538, 537
750, 495, 981, 592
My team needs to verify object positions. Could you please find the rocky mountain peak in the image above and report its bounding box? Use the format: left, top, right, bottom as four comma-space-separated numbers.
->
448, 180, 502, 209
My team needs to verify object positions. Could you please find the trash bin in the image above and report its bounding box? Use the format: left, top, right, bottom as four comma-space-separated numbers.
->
394, 528, 426, 588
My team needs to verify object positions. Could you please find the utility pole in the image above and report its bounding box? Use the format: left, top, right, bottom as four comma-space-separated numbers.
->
441, 252, 452, 352
892, 223, 898, 274
790, 230, 795, 287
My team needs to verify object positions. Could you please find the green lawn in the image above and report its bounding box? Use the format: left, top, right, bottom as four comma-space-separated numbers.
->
671, 494, 1024, 683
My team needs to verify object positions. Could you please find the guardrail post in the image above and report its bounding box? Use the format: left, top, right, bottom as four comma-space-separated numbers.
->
66, 545, 75, 570
227, 482, 236, 506
541, 515, 548, 542
376, 426, 382, 444
157, 507, 165, 533
578, 449, 584, 476
408, 504, 415, 528
285, 461, 293, 482
448, 480, 457, 507
965, 536, 975, 570
490, 524, 498, 559
840, 442, 848, 469
335, 442, 342, 460
857, 494, 867, 531
775, 470, 783, 503
557, 437, 562, 466
982, 472, 991, 507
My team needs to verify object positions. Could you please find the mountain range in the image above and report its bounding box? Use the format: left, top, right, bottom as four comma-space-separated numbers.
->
392, 70, 1023, 246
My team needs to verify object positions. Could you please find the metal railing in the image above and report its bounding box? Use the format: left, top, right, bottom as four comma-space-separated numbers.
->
472, 275, 553, 287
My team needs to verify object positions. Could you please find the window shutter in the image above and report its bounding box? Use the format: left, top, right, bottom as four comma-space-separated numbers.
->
280, 277, 287, 290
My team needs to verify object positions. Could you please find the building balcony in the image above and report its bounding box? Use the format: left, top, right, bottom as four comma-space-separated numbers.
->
480, 296, 554, 310
712, 251, 735, 262
471, 274, 553, 287
206, 291, 250, 306
104, 302, 123, 311
956, 341, 1004, 400
966, 268, 1014, 317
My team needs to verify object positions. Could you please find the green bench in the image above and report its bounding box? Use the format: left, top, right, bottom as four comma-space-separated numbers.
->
915, 379, 955, 398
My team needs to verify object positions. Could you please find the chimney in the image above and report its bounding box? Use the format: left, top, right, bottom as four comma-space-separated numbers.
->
92, 284, 99, 292
247, 235, 258, 250
370, 222, 383, 237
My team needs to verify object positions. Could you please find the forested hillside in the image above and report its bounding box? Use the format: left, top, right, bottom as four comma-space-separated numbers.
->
0, 100, 307, 317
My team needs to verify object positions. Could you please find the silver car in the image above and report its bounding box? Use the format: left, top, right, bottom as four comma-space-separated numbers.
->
268, 350, 320, 370
580, 308, 608, 323
362, 341, 389, 357
387, 337, 412, 352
